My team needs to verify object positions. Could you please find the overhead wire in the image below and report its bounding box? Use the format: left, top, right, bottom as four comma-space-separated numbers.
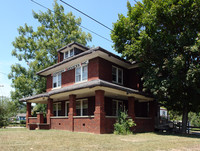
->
60, 0, 112, 31
30, 0, 113, 43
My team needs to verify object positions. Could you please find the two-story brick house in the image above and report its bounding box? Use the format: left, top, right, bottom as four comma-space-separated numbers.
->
20, 42, 156, 134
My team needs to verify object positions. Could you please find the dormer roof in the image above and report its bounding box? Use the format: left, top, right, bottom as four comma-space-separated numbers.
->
57, 42, 89, 53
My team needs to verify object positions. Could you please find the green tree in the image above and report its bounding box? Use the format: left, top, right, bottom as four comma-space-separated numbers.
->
8, 1, 92, 111
111, 0, 200, 133
0, 97, 17, 127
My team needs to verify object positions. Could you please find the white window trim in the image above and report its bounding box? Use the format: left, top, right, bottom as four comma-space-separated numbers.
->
52, 72, 61, 89
64, 49, 74, 59
65, 101, 69, 116
113, 99, 123, 116
54, 102, 61, 117
75, 65, 88, 83
112, 66, 123, 85
75, 99, 88, 116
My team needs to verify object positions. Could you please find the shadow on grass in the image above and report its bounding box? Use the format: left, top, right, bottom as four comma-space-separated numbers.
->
153, 131, 200, 139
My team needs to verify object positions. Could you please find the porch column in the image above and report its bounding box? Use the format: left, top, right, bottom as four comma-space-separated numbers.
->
94, 90, 105, 134
149, 101, 156, 131
26, 102, 31, 128
69, 94, 76, 131
149, 101, 156, 119
128, 97, 135, 120
37, 112, 44, 124
47, 98, 53, 124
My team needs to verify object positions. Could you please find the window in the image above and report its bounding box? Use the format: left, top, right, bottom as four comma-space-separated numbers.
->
75, 65, 88, 82
64, 49, 74, 59
112, 100, 123, 116
53, 103, 61, 116
53, 72, 61, 88
76, 100, 88, 116
65, 101, 69, 116
112, 66, 123, 84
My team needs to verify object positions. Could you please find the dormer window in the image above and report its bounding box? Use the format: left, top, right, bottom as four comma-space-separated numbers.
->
64, 49, 74, 59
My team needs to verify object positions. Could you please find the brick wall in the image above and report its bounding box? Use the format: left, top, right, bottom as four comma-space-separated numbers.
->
45, 56, 142, 91
105, 118, 117, 133
50, 118, 70, 130
62, 69, 75, 87
46, 75, 52, 92
128, 68, 143, 91
74, 117, 95, 133
88, 58, 99, 81
134, 118, 154, 132
28, 118, 37, 124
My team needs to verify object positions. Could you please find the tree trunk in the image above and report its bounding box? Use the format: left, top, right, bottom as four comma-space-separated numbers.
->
182, 107, 188, 134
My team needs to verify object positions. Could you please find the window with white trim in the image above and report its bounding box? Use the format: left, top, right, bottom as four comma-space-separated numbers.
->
75, 65, 88, 83
53, 102, 61, 116
76, 99, 88, 116
112, 100, 123, 116
112, 66, 123, 84
65, 101, 69, 116
53, 72, 61, 88
64, 49, 74, 59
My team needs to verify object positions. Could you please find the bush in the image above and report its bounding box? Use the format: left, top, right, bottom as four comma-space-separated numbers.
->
114, 110, 136, 135
20, 120, 26, 124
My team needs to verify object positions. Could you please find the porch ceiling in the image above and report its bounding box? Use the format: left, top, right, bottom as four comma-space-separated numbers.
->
21, 79, 153, 103
49, 86, 153, 102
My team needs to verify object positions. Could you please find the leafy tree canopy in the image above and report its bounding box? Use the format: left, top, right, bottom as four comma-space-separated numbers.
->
111, 0, 200, 133
8, 1, 92, 110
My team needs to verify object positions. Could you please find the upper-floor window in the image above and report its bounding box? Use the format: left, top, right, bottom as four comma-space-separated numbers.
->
64, 49, 74, 59
75, 65, 88, 83
53, 72, 61, 88
112, 66, 123, 84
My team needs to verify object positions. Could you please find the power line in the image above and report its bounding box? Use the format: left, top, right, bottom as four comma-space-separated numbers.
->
60, 0, 112, 31
30, 0, 113, 43
0, 72, 7, 76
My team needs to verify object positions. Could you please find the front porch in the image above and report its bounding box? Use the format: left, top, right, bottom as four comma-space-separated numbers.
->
24, 81, 155, 134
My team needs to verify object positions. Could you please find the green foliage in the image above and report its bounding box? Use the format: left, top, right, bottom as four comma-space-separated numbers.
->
114, 110, 136, 135
8, 0, 92, 107
189, 112, 200, 127
0, 97, 17, 127
20, 120, 26, 125
111, 0, 200, 133
32, 104, 47, 117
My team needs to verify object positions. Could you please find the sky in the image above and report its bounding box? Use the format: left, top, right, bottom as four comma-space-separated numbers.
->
0, 0, 136, 98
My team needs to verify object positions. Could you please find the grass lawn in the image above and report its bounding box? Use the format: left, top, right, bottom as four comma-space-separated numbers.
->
0, 128, 200, 151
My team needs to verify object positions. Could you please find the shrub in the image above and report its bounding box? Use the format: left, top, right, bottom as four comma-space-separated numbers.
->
20, 120, 26, 124
114, 110, 136, 135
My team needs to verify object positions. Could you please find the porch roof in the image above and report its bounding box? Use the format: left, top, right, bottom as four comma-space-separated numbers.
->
19, 79, 153, 103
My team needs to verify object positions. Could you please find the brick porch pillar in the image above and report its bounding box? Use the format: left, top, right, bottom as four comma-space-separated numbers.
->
47, 98, 53, 125
128, 97, 135, 120
26, 102, 31, 128
149, 101, 156, 131
69, 94, 76, 131
94, 90, 105, 134
37, 112, 44, 124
